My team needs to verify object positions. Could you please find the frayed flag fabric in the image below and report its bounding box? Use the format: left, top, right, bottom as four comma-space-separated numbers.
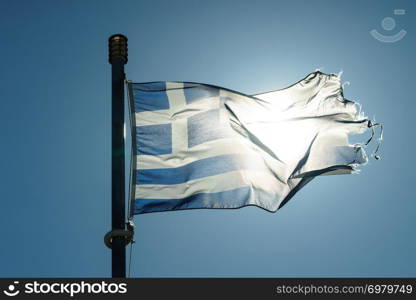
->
128, 71, 377, 215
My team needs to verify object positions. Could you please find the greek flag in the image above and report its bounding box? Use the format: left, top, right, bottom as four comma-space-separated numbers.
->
128, 72, 376, 215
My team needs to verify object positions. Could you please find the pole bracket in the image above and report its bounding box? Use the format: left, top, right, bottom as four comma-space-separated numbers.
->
104, 221, 134, 249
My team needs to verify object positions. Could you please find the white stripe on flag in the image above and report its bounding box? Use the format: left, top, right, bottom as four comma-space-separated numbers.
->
134, 97, 221, 126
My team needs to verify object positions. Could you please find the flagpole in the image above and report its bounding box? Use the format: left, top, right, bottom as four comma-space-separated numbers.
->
108, 34, 128, 278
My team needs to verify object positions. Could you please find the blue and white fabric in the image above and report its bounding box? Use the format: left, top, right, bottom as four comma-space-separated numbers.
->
128, 72, 372, 215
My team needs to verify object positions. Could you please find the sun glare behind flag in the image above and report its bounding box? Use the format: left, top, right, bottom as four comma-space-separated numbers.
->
127, 71, 379, 215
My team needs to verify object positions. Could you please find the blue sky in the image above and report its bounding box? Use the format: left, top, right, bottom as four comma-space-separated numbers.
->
0, 0, 415, 277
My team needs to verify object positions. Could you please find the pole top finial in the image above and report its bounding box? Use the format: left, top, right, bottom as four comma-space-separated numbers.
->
108, 34, 128, 64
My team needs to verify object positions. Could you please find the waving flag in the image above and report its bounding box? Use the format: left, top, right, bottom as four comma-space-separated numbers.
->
128, 71, 376, 215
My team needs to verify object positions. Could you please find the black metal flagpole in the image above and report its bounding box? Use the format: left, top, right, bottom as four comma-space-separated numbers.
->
108, 34, 128, 278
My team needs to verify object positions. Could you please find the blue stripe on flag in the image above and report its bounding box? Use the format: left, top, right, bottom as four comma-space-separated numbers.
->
133, 82, 166, 91
187, 109, 231, 147
136, 124, 172, 155
134, 186, 251, 213
132, 83, 170, 112
136, 154, 243, 185
183, 83, 219, 104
